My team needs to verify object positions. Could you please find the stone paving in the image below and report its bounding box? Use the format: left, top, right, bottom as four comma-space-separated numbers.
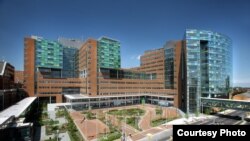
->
70, 111, 109, 141
129, 125, 173, 141
138, 105, 155, 130
138, 104, 179, 131
39, 111, 70, 141
68, 105, 181, 141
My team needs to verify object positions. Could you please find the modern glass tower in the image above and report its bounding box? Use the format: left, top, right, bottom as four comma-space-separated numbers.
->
62, 46, 78, 78
164, 41, 175, 89
97, 37, 121, 69
35, 37, 63, 69
185, 29, 232, 113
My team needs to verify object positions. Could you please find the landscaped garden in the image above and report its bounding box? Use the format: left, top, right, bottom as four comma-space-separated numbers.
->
96, 112, 122, 141
63, 109, 83, 141
151, 117, 179, 127
69, 105, 181, 141
82, 111, 97, 119
36, 102, 83, 141
107, 108, 145, 130
99, 131, 122, 141
107, 108, 145, 116
155, 107, 163, 115
126, 116, 141, 130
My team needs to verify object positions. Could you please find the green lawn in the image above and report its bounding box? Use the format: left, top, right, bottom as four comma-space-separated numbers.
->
45, 125, 59, 135
64, 110, 83, 141
151, 118, 167, 127
39, 119, 59, 126
56, 110, 65, 118
82, 111, 96, 120
99, 131, 122, 141
151, 117, 178, 127
156, 108, 163, 115
107, 108, 145, 116
126, 117, 141, 130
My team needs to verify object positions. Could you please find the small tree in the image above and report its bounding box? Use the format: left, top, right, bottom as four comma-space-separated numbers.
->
204, 108, 211, 115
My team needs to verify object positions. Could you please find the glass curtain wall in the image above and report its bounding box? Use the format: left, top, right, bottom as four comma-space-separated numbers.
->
185, 29, 232, 114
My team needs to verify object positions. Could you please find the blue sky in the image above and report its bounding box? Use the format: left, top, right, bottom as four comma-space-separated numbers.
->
0, 0, 249, 86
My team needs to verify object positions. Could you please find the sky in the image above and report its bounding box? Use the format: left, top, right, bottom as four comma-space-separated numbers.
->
0, 0, 249, 87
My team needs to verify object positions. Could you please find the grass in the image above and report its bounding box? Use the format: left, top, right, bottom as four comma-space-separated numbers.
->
59, 123, 68, 133
40, 119, 59, 126
56, 110, 65, 118
156, 108, 163, 115
37, 103, 82, 140
44, 138, 57, 141
86, 112, 96, 119
107, 108, 145, 116
151, 117, 178, 127
126, 117, 140, 130
82, 111, 96, 120
106, 108, 144, 131
99, 131, 122, 141
45, 121, 67, 135
45, 125, 59, 135
64, 109, 83, 141
151, 118, 167, 127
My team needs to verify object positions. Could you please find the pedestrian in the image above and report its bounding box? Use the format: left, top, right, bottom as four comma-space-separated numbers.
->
81, 116, 85, 123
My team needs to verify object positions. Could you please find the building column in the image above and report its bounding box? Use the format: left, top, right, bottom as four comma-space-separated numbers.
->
70, 99, 72, 110
109, 98, 111, 107
88, 99, 90, 109
99, 98, 100, 108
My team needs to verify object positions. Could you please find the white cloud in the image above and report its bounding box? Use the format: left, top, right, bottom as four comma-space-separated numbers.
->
137, 55, 141, 60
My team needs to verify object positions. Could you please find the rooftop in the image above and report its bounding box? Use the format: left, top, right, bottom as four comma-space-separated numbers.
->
64, 94, 174, 100
0, 97, 37, 126
239, 91, 250, 98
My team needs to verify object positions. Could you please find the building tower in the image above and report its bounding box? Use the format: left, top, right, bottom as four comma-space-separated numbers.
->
184, 29, 232, 114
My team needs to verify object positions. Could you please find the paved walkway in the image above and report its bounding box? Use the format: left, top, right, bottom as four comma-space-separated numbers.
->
40, 125, 71, 141
70, 111, 110, 141
39, 111, 70, 141
138, 105, 180, 131
138, 106, 155, 130
58, 132, 70, 141
129, 125, 172, 141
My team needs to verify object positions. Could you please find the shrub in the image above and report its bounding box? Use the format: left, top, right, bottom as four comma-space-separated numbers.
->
64, 110, 82, 141
100, 132, 122, 141
156, 108, 163, 115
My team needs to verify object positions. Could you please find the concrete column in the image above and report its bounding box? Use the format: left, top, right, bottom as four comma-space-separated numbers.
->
99, 98, 100, 108
88, 99, 90, 109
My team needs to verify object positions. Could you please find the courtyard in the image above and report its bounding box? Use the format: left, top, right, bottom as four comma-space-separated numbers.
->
69, 104, 180, 141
